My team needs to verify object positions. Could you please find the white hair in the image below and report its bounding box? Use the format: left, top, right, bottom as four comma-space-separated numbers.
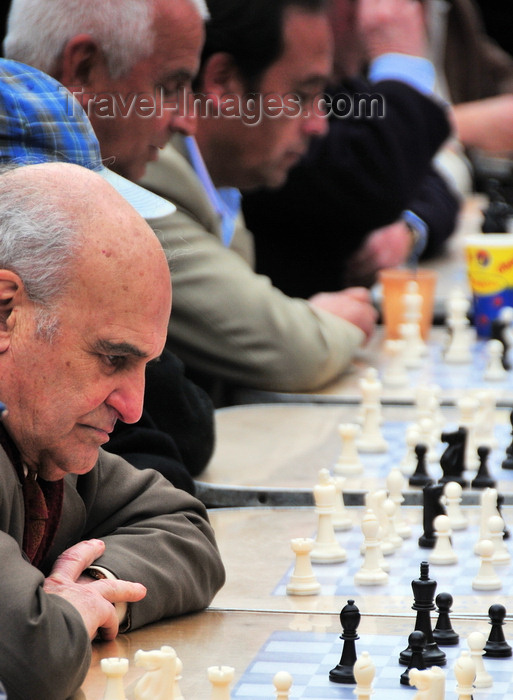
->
0, 164, 81, 338
4, 0, 155, 79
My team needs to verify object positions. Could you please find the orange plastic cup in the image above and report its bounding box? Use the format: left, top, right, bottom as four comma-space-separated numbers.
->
378, 268, 438, 340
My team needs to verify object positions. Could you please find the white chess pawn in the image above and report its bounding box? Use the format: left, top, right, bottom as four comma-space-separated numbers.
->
286, 538, 321, 596
399, 322, 424, 368
273, 670, 293, 700
101, 658, 129, 700
382, 338, 409, 386
467, 631, 493, 688
386, 468, 412, 538
207, 666, 235, 700
429, 514, 458, 565
488, 515, 511, 564
331, 475, 353, 531
353, 650, 375, 700
472, 539, 502, 590
454, 651, 476, 700
354, 510, 389, 586
334, 423, 364, 475
310, 469, 347, 563
483, 339, 508, 381
442, 481, 468, 530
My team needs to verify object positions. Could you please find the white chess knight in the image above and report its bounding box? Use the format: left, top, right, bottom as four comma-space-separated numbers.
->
353, 650, 375, 700
286, 538, 321, 596
310, 469, 347, 563
207, 666, 235, 700
134, 646, 178, 700
334, 423, 364, 475
483, 338, 509, 381
101, 657, 129, 700
409, 666, 445, 700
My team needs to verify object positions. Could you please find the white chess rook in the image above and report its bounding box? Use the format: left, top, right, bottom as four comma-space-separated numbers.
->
207, 666, 235, 700
310, 469, 347, 563
334, 423, 364, 475
286, 538, 321, 596
101, 657, 129, 700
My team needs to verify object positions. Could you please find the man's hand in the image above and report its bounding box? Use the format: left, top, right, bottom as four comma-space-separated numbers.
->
356, 0, 428, 61
309, 286, 378, 341
43, 539, 146, 640
453, 95, 513, 154
344, 221, 414, 287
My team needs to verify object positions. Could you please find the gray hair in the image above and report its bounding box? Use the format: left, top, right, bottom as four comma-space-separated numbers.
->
4, 0, 207, 80
0, 165, 81, 339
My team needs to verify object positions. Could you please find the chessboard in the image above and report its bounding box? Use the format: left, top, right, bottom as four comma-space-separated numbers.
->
273, 517, 512, 615
231, 629, 512, 699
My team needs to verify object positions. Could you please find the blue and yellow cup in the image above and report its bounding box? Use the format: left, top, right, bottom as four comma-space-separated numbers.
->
465, 234, 513, 336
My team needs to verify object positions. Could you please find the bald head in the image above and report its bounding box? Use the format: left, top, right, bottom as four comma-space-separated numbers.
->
0, 162, 172, 479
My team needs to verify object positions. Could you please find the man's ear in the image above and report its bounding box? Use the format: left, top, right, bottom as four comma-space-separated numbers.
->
56, 35, 108, 92
201, 52, 245, 97
0, 271, 22, 353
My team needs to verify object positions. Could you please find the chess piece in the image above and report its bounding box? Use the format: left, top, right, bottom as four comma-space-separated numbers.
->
471, 445, 496, 489
386, 468, 412, 538
400, 630, 426, 685
400, 562, 446, 667
310, 469, 347, 563
472, 539, 502, 590
501, 409, 513, 470
366, 489, 396, 555
409, 666, 445, 700
457, 394, 480, 470
207, 666, 234, 700
334, 423, 364, 475
382, 338, 409, 386
329, 599, 360, 683
286, 538, 321, 596
353, 651, 375, 700
439, 428, 468, 487
454, 651, 476, 700
467, 631, 493, 688
174, 657, 184, 700
418, 482, 446, 549
484, 603, 513, 657
409, 444, 433, 488
357, 402, 388, 453
497, 493, 511, 539
475, 487, 500, 552
444, 290, 472, 364
491, 305, 513, 370
484, 339, 509, 380
101, 658, 129, 700
401, 281, 426, 357
433, 592, 459, 646
273, 671, 293, 699
401, 424, 422, 475
331, 476, 353, 531
429, 514, 458, 565
134, 646, 177, 700
474, 388, 498, 448
488, 515, 511, 564
354, 511, 388, 586
442, 481, 468, 530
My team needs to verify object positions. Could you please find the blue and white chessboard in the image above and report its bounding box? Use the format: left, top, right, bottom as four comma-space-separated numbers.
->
232, 630, 513, 699
341, 414, 513, 486
274, 522, 513, 605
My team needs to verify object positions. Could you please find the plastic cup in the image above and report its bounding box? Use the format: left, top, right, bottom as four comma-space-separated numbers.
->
378, 268, 437, 340
465, 233, 513, 337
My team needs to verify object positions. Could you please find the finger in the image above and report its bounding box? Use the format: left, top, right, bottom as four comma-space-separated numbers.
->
93, 578, 147, 606
49, 539, 106, 583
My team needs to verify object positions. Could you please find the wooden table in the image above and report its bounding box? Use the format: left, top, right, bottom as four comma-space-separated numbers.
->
76, 608, 506, 699
208, 507, 513, 617
196, 403, 513, 507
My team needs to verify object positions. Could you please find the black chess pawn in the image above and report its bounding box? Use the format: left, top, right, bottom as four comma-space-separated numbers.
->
484, 603, 512, 658
419, 482, 446, 549
439, 427, 468, 487
433, 592, 459, 646
491, 316, 511, 370
409, 444, 433, 488
329, 599, 360, 683
497, 493, 511, 540
400, 630, 426, 686
471, 445, 496, 489
399, 561, 446, 667
501, 409, 513, 470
